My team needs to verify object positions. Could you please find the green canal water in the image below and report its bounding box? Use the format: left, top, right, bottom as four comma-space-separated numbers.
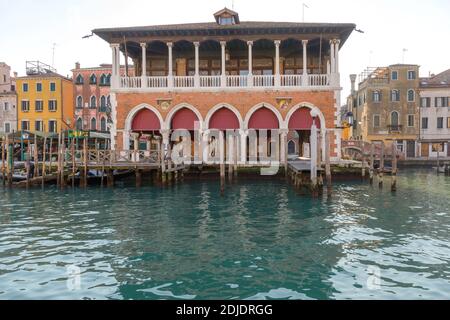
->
0, 169, 449, 300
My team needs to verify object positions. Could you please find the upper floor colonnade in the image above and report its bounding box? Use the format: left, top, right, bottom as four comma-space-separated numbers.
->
110, 38, 342, 91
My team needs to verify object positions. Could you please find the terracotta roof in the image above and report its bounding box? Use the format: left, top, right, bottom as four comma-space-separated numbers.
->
420, 69, 450, 88
93, 21, 356, 46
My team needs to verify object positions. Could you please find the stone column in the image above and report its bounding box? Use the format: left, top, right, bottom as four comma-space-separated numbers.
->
334, 39, 341, 75
141, 43, 147, 88
194, 42, 200, 88
247, 41, 253, 87
302, 40, 309, 86
329, 40, 336, 74
280, 129, 289, 170
110, 44, 120, 89
240, 130, 247, 164
167, 42, 174, 88
274, 40, 281, 87
221, 41, 227, 88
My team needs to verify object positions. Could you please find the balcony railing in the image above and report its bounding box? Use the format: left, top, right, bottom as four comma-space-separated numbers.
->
116, 74, 332, 90
388, 125, 403, 133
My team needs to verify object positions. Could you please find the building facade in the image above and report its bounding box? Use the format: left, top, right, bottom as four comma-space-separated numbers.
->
419, 69, 450, 158
72, 63, 134, 132
16, 61, 74, 133
0, 62, 17, 133
349, 64, 420, 158
93, 8, 355, 161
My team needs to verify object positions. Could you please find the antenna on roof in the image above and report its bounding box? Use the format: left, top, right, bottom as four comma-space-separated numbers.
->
52, 43, 57, 68
232, 0, 235, 10
302, 3, 309, 22
402, 48, 408, 64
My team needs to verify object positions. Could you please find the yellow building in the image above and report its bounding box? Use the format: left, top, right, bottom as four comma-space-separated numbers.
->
16, 64, 73, 133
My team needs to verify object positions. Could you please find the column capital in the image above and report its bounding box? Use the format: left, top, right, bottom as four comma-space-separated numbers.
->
274, 40, 281, 47
247, 41, 254, 46
193, 41, 200, 47
335, 39, 341, 45
110, 43, 120, 49
167, 42, 173, 48
302, 40, 309, 46
140, 42, 147, 48
220, 41, 227, 47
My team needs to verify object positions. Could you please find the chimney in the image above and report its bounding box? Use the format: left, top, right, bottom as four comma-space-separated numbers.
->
350, 74, 357, 94
13, 72, 18, 78
75, 62, 80, 70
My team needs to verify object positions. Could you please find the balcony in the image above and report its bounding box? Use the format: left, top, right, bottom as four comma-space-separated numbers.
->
115, 74, 332, 92
388, 125, 403, 133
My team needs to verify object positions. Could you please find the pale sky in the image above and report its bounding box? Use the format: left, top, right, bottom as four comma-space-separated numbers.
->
1, 0, 449, 97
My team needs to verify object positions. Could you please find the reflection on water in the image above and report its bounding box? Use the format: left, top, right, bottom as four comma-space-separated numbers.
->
0, 170, 449, 300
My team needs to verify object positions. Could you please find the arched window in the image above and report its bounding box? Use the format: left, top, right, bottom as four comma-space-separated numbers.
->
90, 96, 97, 108
373, 90, 381, 102
75, 74, 84, 85
89, 74, 97, 85
408, 89, 415, 102
288, 140, 296, 155
76, 96, 83, 108
107, 95, 110, 107
391, 90, 400, 102
76, 118, 83, 130
90, 118, 97, 131
100, 74, 107, 85
106, 74, 111, 85
391, 111, 399, 126
100, 96, 106, 108
100, 117, 107, 132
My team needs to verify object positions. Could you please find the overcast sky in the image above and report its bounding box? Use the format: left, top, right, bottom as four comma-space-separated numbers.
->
1, 0, 449, 97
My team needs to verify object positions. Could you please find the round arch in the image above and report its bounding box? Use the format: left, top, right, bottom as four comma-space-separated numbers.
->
204, 103, 243, 130
285, 102, 326, 132
165, 103, 204, 130
123, 103, 165, 150
244, 102, 285, 130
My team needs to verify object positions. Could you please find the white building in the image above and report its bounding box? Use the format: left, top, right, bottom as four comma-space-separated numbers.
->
0, 62, 17, 133
419, 69, 450, 158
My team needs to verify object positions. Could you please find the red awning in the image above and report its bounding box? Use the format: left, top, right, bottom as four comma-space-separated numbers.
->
288, 107, 321, 130
132, 108, 161, 131
209, 108, 240, 130
171, 108, 199, 130
248, 107, 279, 129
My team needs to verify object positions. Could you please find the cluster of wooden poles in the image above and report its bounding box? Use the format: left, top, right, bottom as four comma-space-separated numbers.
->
363, 141, 398, 192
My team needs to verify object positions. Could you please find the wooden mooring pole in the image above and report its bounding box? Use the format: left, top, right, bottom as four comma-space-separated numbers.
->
57, 133, 61, 188
1, 136, 5, 186
81, 137, 88, 188
42, 136, 47, 189
310, 124, 319, 197
379, 142, 385, 189
220, 131, 225, 196
6, 134, 12, 187
26, 144, 31, 189
33, 134, 38, 178
325, 130, 332, 196
369, 143, 375, 185
391, 141, 398, 192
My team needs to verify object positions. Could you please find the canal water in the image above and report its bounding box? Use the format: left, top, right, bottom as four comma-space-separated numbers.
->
0, 169, 449, 300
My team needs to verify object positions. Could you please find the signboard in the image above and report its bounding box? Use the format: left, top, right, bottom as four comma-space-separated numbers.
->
68, 130, 90, 139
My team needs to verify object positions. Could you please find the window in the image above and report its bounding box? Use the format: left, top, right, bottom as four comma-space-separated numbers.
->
373, 115, 380, 128
100, 117, 107, 132
4, 123, 11, 133
48, 120, 57, 133
4, 102, 9, 111
75, 74, 84, 85
106, 74, 111, 85
76, 96, 83, 108
21, 100, 30, 112
36, 83, 42, 92
100, 74, 108, 86
435, 97, 448, 108
100, 96, 106, 108
35, 120, 43, 132
89, 74, 97, 85
407, 70, 416, 80
35, 100, 43, 112
391, 71, 398, 80
48, 100, 57, 112
421, 97, 431, 108
422, 117, 429, 129
397, 141, 404, 153
447, 117, 450, 129
437, 117, 444, 129
407, 90, 415, 102
76, 118, 83, 130
90, 96, 97, 108
21, 120, 30, 131
22, 83, 28, 92
391, 90, 400, 102
219, 16, 235, 25
391, 111, 399, 126
408, 114, 415, 127
90, 118, 97, 131
50, 82, 56, 92
373, 91, 381, 102
107, 95, 111, 107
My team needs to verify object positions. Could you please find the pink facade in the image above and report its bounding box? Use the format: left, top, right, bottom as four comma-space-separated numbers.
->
72, 63, 134, 131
